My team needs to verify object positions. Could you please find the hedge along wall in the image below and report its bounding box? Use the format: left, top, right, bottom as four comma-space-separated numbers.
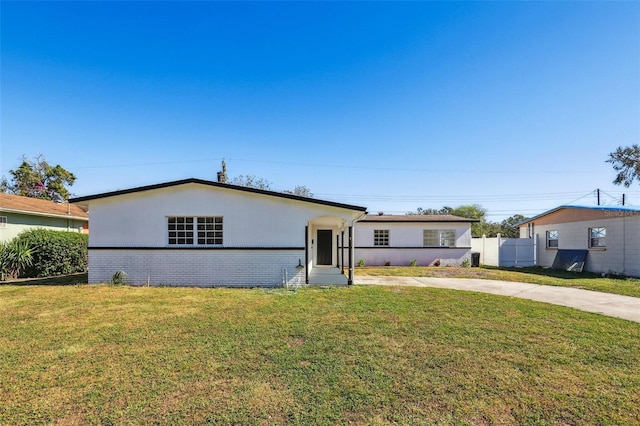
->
15, 229, 88, 278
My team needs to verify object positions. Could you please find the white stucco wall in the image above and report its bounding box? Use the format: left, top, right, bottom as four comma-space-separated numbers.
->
522, 216, 640, 277
82, 182, 364, 286
354, 221, 473, 266
87, 183, 358, 248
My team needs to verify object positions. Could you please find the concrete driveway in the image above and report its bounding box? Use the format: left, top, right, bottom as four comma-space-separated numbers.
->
355, 276, 640, 324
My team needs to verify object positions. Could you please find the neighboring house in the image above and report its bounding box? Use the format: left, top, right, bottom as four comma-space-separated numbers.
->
518, 205, 640, 277
354, 214, 477, 266
0, 192, 88, 243
70, 178, 367, 287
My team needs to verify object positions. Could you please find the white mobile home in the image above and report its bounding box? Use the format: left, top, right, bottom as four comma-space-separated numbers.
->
71, 178, 367, 287
354, 214, 477, 267
519, 205, 640, 277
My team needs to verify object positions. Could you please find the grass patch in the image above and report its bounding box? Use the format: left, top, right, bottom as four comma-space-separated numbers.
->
357, 266, 640, 298
1, 284, 639, 424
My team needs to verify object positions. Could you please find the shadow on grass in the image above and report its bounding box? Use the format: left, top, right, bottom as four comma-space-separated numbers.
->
1, 272, 88, 286
490, 266, 616, 281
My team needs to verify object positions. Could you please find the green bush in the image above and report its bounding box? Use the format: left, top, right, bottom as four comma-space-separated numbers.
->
15, 229, 88, 278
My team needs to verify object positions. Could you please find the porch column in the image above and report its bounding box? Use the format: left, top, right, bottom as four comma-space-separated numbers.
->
305, 225, 309, 284
336, 235, 340, 269
348, 226, 353, 285
341, 230, 345, 274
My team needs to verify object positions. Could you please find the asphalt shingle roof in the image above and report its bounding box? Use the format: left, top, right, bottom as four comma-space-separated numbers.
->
0, 192, 88, 220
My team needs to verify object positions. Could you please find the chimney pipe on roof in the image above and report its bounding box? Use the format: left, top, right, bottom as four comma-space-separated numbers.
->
217, 160, 228, 184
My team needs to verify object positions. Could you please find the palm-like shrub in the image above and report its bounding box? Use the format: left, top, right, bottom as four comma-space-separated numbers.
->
0, 239, 34, 280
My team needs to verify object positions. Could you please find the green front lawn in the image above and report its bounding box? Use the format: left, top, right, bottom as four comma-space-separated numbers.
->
356, 266, 640, 298
1, 284, 639, 424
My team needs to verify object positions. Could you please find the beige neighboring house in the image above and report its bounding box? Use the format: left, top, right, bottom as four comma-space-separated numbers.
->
0, 192, 88, 243
518, 205, 640, 277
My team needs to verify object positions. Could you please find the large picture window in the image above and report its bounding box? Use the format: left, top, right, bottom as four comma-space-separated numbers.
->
423, 229, 456, 247
373, 229, 389, 246
589, 227, 606, 248
168, 216, 223, 245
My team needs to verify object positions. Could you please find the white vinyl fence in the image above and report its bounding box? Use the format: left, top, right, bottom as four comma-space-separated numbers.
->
471, 235, 537, 267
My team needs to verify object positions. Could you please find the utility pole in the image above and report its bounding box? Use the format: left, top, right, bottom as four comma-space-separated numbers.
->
597, 188, 600, 206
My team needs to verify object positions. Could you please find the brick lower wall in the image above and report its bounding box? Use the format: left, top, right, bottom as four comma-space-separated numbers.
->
88, 249, 306, 287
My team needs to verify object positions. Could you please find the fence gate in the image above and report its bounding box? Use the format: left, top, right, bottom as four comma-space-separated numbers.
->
471, 235, 536, 267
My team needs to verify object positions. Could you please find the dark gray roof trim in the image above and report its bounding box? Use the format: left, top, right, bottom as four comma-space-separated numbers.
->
360, 214, 479, 223
70, 178, 367, 212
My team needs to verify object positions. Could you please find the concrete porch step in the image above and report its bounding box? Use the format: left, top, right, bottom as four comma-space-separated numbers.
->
308, 268, 348, 285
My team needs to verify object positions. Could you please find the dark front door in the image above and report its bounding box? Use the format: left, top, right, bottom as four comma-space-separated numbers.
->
317, 230, 333, 265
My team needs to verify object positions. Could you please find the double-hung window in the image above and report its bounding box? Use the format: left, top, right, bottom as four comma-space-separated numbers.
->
374, 229, 389, 246
424, 230, 456, 247
168, 216, 223, 245
0, 216, 6, 229
589, 227, 606, 248
546, 230, 559, 248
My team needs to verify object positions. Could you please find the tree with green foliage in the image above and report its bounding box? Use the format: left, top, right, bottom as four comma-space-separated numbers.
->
408, 206, 455, 216
230, 174, 273, 190
284, 185, 314, 198
410, 204, 490, 237
500, 214, 527, 238
607, 145, 640, 187
221, 161, 312, 196
1, 155, 76, 201
408, 205, 525, 238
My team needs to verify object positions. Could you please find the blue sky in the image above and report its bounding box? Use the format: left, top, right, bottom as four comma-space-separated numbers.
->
1, 1, 639, 220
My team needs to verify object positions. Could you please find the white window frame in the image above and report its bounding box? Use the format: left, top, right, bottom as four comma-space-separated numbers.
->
423, 229, 456, 247
373, 229, 389, 246
197, 217, 223, 245
546, 230, 559, 249
168, 216, 223, 246
589, 227, 606, 249
0, 216, 6, 229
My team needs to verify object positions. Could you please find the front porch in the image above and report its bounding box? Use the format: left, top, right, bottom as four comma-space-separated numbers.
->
306, 214, 358, 285
308, 267, 348, 285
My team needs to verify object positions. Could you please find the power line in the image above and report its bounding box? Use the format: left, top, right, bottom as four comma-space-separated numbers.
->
68, 155, 597, 176
314, 190, 597, 203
